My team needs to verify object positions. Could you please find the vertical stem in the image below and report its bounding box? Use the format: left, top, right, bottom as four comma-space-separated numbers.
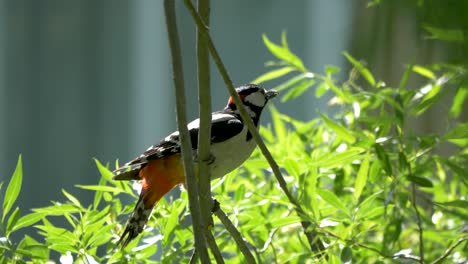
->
196, 0, 224, 262
163, 1, 210, 263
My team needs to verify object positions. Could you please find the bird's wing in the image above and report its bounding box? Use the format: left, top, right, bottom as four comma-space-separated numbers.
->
112, 112, 244, 181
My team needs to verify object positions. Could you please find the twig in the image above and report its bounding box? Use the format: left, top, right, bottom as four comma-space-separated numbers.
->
163, 1, 210, 263
430, 236, 468, 264
411, 183, 424, 264
212, 200, 256, 264
183, 0, 325, 256
206, 230, 225, 264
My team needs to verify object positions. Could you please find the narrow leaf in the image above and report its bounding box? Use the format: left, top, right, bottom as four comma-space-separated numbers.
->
252, 66, 295, 84
373, 144, 392, 176
412, 65, 435, 79
343, 52, 376, 86
407, 175, 433, 187
3, 155, 23, 222
354, 153, 370, 201
321, 114, 356, 144
317, 189, 350, 217
262, 34, 306, 72
281, 79, 316, 102
62, 189, 81, 207
450, 85, 467, 117
75, 184, 124, 194
11, 212, 46, 233
94, 158, 114, 181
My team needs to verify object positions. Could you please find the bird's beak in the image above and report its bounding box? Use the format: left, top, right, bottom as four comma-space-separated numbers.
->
265, 89, 278, 100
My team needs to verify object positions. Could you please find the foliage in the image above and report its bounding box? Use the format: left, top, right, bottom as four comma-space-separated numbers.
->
1, 36, 467, 264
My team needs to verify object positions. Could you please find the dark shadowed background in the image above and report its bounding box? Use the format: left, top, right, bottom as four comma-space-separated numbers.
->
0, 0, 466, 240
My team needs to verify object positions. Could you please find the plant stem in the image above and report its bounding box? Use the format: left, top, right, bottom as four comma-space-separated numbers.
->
212, 200, 256, 264
163, 0, 210, 262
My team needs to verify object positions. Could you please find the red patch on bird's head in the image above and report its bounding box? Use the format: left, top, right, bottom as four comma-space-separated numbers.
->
228, 94, 246, 105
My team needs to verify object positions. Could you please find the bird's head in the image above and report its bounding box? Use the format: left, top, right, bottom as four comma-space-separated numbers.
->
225, 84, 278, 120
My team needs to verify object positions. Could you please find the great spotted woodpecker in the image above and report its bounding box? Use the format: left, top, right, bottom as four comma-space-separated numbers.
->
113, 84, 278, 248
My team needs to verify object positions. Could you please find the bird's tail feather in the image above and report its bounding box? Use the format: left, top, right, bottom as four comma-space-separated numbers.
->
116, 192, 154, 249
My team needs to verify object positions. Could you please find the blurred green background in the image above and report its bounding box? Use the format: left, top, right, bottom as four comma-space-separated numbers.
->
0, 0, 466, 227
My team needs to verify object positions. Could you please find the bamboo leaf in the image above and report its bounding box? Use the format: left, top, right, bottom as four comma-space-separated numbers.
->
252, 67, 296, 84
343, 52, 376, 86
354, 153, 370, 201
3, 155, 23, 222
320, 114, 356, 144
317, 189, 350, 218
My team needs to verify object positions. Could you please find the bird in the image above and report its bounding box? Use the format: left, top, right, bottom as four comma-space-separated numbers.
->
112, 84, 278, 248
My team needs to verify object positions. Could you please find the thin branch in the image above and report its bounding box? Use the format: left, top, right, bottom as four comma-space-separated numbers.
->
163, 1, 210, 263
206, 229, 225, 264
411, 182, 424, 263
183, 0, 325, 256
431, 236, 468, 264
212, 200, 256, 264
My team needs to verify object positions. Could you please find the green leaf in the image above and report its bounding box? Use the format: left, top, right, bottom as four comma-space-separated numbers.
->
314, 148, 364, 168
343, 52, 376, 86
407, 175, 433, 187
315, 81, 329, 98
317, 189, 350, 217
443, 122, 468, 140
273, 73, 310, 92
281, 79, 316, 102
3, 155, 23, 222
75, 184, 124, 194
354, 153, 370, 201
11, 212, 46, 233
412, 65, 436, 79
423, 26, 464, 42
437, 200, 468, 208
252, 66, 296, 84
262, 34, 306, 72
62, 189, 81, 207
325, 65, 340, 76
269, 105, 286, 140
450, 85, 467, 117
6, 207, 20, 234
320, 114, 356, 144
270, 215, 301, 228
373, 144, 392, 176
94, 158, 114, 181
33, 203, 83, 215
340, 246, 353, 263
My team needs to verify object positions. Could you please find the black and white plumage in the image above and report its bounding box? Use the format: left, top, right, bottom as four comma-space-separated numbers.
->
113, 84, 277, 248
114, 84, 278, 181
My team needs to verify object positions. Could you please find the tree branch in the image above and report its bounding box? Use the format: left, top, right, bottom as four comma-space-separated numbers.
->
183, 0, 325, 257
212, 200, 256, 264
431, 236, 467, 264
163, 1, 210, 262
196, 0, 224, 262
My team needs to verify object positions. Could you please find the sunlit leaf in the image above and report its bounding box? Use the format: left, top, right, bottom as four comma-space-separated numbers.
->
62, 189, 81, 207
450, 85, 468, 117
3, 155, 22, 222
437, 200, 468, 208
317, 189, 350, 217
281, 79, 315, 102
443, 122, 468, 140
11, 212, 46, 233
75, 184, 124, 194
252, 67, 296, 84
262, 34, 306, 72
314, 148, 364, 168
321, 114, 356, 144
343, 52, 376, 86
354, 153, 370, 201
94, 158, 114, 181
412, 65, 436, 79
